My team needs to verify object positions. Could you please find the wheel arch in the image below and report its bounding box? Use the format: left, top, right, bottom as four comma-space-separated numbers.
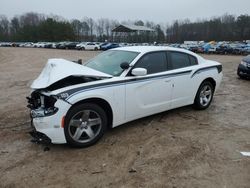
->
69, 97, 113, 129
193, 77, 217, 103
193, 77, 216, 109
201, 77, 216, 90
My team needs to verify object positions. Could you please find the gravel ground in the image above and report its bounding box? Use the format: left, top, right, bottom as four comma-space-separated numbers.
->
0, 47, 249, 188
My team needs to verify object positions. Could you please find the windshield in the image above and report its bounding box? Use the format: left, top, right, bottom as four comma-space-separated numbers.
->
85, 50, 139, 76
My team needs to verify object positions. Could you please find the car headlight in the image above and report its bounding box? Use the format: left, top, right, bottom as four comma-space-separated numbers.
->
31, 107, 58, 118
241, 61, 247, 66
44, 107, 58, 116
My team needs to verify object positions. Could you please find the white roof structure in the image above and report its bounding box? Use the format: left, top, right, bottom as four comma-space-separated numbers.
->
112, 46, 204, 61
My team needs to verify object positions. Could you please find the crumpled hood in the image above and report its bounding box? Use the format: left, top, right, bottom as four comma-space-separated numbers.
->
31, 58, 112, 89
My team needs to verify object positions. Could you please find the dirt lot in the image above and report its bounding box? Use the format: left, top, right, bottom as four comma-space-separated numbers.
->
0, 47, 249, 188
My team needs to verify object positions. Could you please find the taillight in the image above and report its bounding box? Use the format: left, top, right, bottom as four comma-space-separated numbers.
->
216, 65, 222, 73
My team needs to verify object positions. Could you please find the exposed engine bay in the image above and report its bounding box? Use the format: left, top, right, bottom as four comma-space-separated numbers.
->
27, 91, 58, 118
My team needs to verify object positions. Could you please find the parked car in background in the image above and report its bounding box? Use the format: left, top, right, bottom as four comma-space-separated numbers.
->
100, 43, 120, 50
169, 43, 181, 48
56, 42, 78, 49
215, 45, 233, 54
231, 44, 245, 55
3, 40, 250, 55
55, 42, 67, 49
26, 42, 35, 48
202, 43, 213, 53
75, 42, 85, 50
79, 42, 99, 50
27, 46, 223, 147
11, 42, 21, 47
99, 42, 109, 49
188, 45, 199, 53
208, 45, 217, 54
43, 42, 57, 49
197, 46, 204, 53
19, 42, 34, 48
34, 42, 46, 48
94, 42, 101, 46
18, 43, 25, 47
64, 42, 78, 49
242, 46, 250, 55
0, 42, 12, 47
237, 55, 250, 79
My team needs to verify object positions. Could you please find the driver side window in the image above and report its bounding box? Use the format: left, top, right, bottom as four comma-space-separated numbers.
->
133, 52, 167, 74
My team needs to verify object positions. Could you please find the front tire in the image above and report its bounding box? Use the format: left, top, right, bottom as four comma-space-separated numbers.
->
64, 103, 107, 147
193, 81, 214, 110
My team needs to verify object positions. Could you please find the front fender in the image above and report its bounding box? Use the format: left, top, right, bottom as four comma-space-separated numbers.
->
65, 85, 126, 127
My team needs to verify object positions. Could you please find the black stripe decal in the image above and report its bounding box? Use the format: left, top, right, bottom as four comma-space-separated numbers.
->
58, 70, 192, 99
60, 80, 125, 97
191, 65, 222, 78
128, 70, 192, 82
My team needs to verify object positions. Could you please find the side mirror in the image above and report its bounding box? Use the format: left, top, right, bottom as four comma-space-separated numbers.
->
120, 62, 130, 70
132, 68, 147, 76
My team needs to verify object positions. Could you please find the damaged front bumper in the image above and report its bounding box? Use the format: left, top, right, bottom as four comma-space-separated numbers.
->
27, 91, 72, 144
29, 129, 52, 145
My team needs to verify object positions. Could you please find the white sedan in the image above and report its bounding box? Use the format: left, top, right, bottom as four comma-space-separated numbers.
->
27, 46, 223, 147
76, 42, 99, 50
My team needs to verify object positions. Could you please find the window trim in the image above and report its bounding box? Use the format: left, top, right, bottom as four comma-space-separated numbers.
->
188, 54, 198, 66
127, 50, 168, 76
166, 51, 198, 70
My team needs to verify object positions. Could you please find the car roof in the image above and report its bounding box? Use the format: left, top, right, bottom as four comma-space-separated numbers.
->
112, 46, 199, 57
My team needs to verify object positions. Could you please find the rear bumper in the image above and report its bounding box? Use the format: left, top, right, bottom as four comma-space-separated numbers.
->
238, 64, 250, 77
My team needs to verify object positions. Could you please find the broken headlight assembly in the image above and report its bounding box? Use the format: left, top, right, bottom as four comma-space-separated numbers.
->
27, 91, 58, 118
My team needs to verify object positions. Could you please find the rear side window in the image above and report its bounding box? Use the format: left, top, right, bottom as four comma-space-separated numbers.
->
168, 51, 198, 70
189, 55, 198, 65
134, 52, 167, 74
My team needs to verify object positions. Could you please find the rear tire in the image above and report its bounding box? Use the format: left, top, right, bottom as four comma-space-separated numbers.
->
64, 103, 107, 147
193, 81, 214, 110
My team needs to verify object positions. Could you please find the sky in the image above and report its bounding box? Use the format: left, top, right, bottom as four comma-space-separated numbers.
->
0, 0, 250, 23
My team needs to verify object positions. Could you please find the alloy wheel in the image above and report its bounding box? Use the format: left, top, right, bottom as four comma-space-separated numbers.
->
68, 110, 102, 143
199, 85, 212, 107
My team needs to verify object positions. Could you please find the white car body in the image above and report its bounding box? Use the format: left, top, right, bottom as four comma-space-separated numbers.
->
34, 42, 46, 48
28, 46, 222, 144
76, 42, 100, 50
23, 42, 34, 48
208, 46, 217, 53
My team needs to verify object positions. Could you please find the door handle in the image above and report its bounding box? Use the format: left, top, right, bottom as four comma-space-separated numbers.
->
165, 79, 171, 83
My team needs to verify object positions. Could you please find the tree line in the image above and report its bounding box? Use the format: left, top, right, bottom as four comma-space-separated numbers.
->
166, 14, 250, 43
0, 12, 249, 43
